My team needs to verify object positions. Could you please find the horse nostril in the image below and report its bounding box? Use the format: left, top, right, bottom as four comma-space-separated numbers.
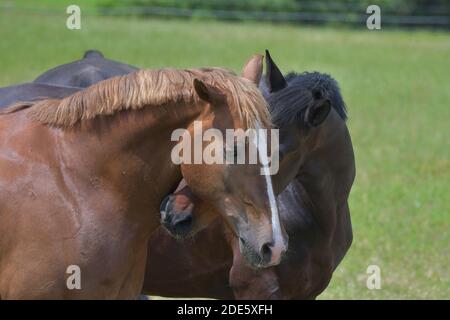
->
260, 243, 272, 263
172, 214, 193, 235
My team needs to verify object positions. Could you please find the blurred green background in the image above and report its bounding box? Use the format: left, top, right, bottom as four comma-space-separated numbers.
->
0, 0, 449, 299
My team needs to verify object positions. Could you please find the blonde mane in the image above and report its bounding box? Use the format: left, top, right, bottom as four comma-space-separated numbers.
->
17, 68, 270, 129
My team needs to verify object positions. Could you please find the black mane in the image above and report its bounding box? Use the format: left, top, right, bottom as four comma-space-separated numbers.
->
266, 71, 348, 127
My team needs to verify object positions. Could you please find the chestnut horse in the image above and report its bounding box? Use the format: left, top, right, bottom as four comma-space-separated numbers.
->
142, 51, 355, 299
0, 65, 287, 299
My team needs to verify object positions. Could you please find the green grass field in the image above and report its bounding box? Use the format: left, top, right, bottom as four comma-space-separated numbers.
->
0, 7, 449, 299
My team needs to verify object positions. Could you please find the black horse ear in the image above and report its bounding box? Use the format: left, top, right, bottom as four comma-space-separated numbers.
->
265, 49, 287, 93
304, 98, 331, 127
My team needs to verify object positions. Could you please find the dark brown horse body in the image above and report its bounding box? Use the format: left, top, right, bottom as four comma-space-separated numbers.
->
143, 53, 355, 299
0, 66, 283, 299
0, 83, 80, 108
34, 50, 138, 88
0, 50, 137, 109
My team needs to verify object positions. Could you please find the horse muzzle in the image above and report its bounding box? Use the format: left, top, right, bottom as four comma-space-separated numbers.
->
238, 233, 288, 269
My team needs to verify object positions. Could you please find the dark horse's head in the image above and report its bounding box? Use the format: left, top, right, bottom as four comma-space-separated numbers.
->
261, 50, 348, 193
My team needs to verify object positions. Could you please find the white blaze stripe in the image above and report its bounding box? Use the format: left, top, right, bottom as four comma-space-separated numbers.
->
254, 124, 283, 254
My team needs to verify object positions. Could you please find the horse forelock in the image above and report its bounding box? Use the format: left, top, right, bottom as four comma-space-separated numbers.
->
269, 71, 348, 128
24, 68, 271, 129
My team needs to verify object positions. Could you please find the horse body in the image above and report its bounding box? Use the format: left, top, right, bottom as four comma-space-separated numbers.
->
0, 50, 138, 109
0, 97, 188, 299
273, 110, 355, 299
34, 50, 138, 88
145, 222, 233, 299
0, 83, 80, 108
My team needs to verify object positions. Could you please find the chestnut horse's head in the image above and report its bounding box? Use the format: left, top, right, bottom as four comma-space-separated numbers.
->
164, 56, 288, 268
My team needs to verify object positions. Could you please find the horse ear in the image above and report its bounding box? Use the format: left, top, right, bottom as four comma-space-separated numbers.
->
83, 49, 104, 59
241, 54, 263, 85
265, 49, 287, 93
193, 78, 213, 103
305, 98, 331, 127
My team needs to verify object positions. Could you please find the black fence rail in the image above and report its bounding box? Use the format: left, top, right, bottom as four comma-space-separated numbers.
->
98, 0, 450, 28
1, 0, 449, 28
96, 6, 450, 27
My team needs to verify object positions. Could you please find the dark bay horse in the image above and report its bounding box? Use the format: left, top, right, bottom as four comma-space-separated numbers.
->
0, 83, 80, 109
0, 50, 139, 109
142, 51, 355, 299
0, 66, 286, 299
34, 50, 138, 87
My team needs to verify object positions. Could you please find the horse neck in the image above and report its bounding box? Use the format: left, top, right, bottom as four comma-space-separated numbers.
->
291, 111, 355, 235
57, 101, 205, 233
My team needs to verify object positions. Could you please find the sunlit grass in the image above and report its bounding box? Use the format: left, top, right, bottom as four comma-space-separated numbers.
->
0, 10, 448, 299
